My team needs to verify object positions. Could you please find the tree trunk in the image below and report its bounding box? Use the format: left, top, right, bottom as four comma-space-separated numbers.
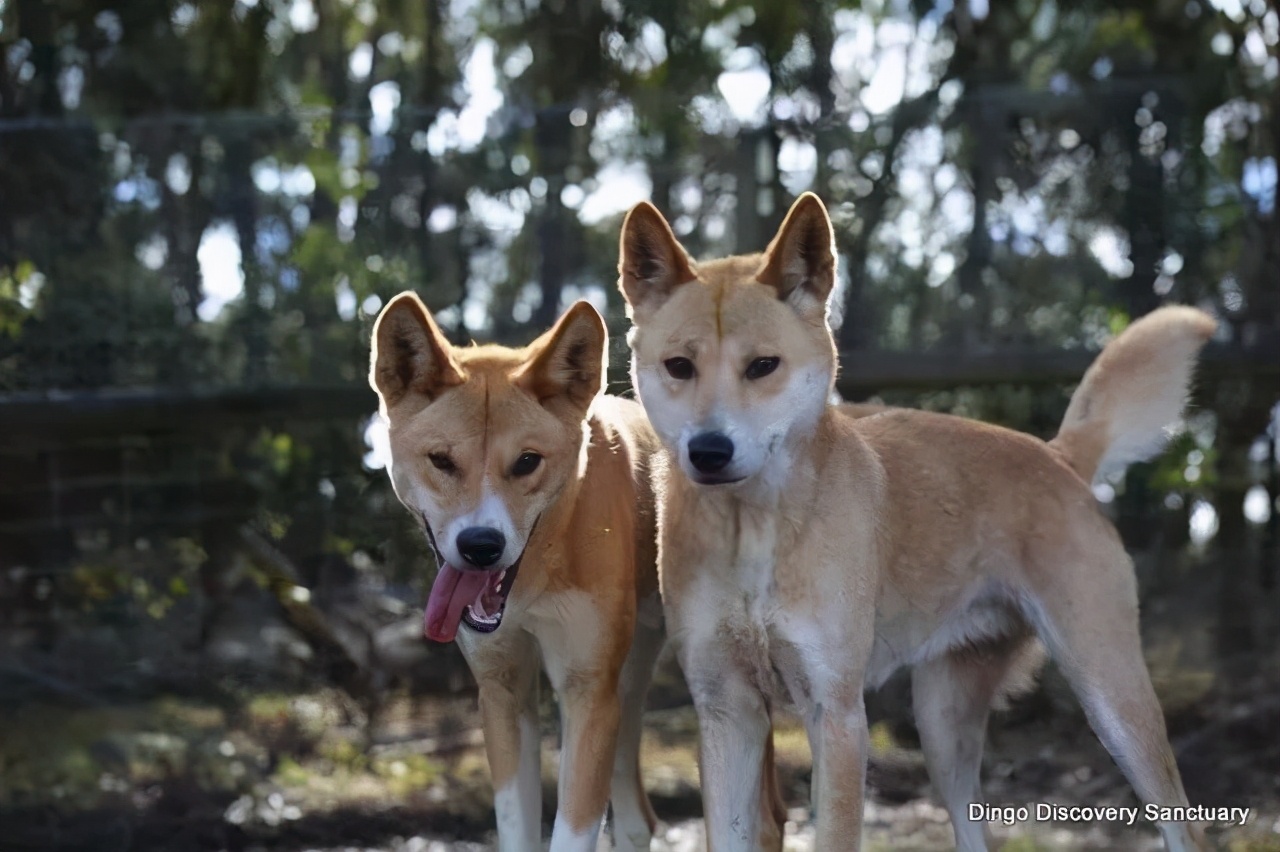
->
533, 111, 571, 329
226, 134, 269, 383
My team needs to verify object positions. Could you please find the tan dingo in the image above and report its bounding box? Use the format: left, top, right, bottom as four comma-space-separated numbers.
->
616, 192, 1215, 852
370, 294, 663, 851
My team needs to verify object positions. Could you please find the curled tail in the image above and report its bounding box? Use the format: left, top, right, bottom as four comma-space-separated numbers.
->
1049, 306, 1217, 484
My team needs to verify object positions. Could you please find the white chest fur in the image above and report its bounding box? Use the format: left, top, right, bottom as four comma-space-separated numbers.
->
669, 502, 820, 708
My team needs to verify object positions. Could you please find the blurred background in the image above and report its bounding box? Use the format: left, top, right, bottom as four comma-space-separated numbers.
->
1, 0, 1278, 849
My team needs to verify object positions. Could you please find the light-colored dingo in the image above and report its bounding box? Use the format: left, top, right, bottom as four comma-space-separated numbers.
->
370, 293, 664, 852
616, 192, 1215, 852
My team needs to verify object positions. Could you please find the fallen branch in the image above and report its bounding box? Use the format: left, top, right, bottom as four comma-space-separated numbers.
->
235, 525, 374, 706
0, 662, 107, 707
369, 728, 487, 757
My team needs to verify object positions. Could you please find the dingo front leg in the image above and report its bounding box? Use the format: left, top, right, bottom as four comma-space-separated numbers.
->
549, 675, 623, 852
781, 611, 875, 852
806, 689, 869, 851
685, 649, 777, 852
469, 639, 543, 852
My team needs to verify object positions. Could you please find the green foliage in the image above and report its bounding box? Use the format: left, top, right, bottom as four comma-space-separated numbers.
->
0, 690, 448, 812
1107, 307, 1132, 337
65, 539, 202, 620
0, 263, 37, 341
1092, 9, 1157, 59
1150, 431, 1220, 493
0, 0, 1275, 775
0, 700, 232, 806
2, 0, 1269, 377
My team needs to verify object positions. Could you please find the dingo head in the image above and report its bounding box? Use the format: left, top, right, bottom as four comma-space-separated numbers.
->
617, 193, 838, 489
370, 294, 606, 642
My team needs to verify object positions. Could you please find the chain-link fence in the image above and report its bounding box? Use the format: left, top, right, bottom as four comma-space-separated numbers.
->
2, 0, 1279, 849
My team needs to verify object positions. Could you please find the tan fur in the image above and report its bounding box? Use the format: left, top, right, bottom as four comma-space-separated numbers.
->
839, 401, 892, 420
1049, 306, 1217, 483
618, 194, 1214, 852
370, 294, 664, 852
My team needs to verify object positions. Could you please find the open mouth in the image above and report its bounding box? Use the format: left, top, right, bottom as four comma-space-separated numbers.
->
459, 559, 521, 634
420, 517, 535, 643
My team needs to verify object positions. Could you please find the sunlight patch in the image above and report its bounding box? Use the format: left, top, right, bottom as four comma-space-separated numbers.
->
1189, 499, 1219, 546
364, 414, 391, 471
197, 222, 244, 322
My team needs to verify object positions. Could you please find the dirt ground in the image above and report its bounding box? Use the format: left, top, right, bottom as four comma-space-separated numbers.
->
2, 648, 1277, 852
3, 550, 1278, 852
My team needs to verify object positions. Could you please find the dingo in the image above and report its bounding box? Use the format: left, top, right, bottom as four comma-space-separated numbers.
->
616, 193, 1215, 852
370, 294, 664, 852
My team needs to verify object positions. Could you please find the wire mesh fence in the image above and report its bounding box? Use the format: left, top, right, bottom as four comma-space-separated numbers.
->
1, 0, 1279, 848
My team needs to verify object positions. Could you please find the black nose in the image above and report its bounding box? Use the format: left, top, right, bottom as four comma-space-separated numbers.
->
687, 431, 735, 473
456, 527, 505, 567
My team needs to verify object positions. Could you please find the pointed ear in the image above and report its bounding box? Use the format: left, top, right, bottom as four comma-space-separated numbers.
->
369, 291, 465, 411
515, 301, 607, 413
617, 201, 697, 316
757, 193, 837, 315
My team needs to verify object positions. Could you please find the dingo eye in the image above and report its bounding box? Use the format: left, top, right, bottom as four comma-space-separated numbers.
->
511, 452, 542, 477
745, 356, 781, 379
664, 357, 695, 380
428, 453, 457, 473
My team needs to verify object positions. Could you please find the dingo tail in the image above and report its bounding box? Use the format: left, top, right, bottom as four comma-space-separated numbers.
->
1049, 306, 1217, 484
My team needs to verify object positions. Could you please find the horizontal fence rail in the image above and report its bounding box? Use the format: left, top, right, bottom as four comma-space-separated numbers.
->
2, 337, 1278, 438
3, 337, 1277, 567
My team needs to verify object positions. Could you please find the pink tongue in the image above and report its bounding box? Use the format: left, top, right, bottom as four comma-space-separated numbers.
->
423, 564, 490, 643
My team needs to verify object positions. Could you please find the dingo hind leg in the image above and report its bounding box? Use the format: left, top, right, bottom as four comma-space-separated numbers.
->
1022, 536, 1206, 852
